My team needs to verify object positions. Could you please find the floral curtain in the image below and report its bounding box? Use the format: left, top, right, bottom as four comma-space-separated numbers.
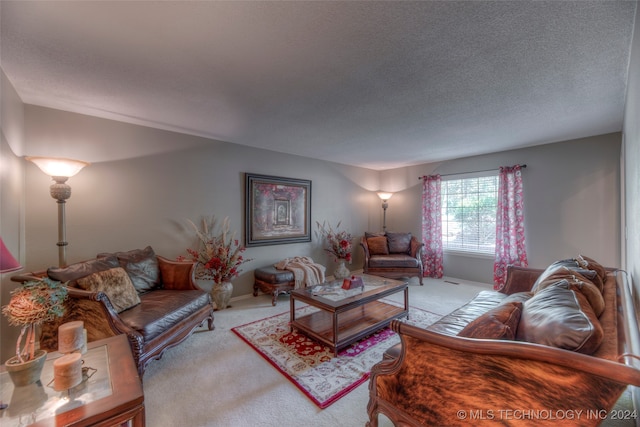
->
493, 165, 528, 290
421, 175, 443, 278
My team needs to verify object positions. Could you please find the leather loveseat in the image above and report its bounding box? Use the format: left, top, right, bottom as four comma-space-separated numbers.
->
13, 246, 214, 378
360, 232, 424, 285
367, 256, 640, 426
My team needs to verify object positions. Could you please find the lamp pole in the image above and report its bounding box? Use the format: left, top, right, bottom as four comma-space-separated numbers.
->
382, 200, 389, 231
376, 192, 393, 232
50, 176, 72, 267
26, 157, 90, 268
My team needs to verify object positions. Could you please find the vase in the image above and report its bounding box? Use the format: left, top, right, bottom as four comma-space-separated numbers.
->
5, 350, 47, 387
333, 259, 351, 280
211, 281, 233, 310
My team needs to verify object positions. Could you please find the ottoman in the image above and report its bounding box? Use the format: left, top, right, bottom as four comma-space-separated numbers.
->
253, 266, 295, 306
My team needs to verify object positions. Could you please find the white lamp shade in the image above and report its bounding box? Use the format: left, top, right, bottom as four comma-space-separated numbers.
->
377, 192, 393, 201
26, 156, 90, 178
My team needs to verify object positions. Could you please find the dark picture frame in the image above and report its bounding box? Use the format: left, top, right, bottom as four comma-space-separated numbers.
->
245, 174, 312, 247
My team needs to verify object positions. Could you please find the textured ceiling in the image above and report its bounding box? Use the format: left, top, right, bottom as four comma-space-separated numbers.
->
1, 1, 636, 170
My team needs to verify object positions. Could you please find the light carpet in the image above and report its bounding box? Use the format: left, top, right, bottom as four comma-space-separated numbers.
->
231, 303, 442, 408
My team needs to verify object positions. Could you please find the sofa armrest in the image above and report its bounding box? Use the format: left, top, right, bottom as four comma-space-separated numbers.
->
500, 265, 544, 295
157, 256, 200, 290
368, 321, 640, 426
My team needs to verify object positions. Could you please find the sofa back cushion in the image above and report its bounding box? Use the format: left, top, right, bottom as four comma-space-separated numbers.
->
517, 280, 603, 354
76, 267, 141, 313
386, 232, 412, 254
48, 255, 120, 287
534, 269, 605, 317
98, 246, 160, 293
458, 301, 522, 340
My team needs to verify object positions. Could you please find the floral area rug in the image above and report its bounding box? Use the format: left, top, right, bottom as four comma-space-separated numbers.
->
231, 303, 442, 408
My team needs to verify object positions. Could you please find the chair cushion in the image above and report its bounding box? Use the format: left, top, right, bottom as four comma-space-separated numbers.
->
427, 290, 510, 336
76, 267, 141, 313
98, 246, 160, 293
367, 236, 389, 255
517, 280, 604, 354
119, 290, 211, 341
458, 302, 523, 340
386, 232, 412, 254
368, 254, 420, 268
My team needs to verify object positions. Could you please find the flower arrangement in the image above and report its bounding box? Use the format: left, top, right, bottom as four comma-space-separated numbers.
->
183, 215, 251, 284
315, 221, 353, 263
2, 278, 68, 363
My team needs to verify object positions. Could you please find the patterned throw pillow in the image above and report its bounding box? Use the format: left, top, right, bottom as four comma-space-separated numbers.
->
76, 267, 141, 313
98, 246, 160, 293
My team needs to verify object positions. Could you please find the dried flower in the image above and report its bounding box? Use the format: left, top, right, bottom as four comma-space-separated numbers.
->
2, 278, 68, 363
183, 216, 252, 284
315, 221, 353, 263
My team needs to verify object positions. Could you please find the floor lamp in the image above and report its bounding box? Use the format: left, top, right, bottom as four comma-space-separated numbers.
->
26, 157, 90, 268
1, 236, 22, 409
376, 192, 393, 232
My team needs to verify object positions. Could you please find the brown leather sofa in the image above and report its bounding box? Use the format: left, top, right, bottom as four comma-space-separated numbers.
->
367, 257, 640, 426
13, 246, 214, 378
360, 232, 424, 285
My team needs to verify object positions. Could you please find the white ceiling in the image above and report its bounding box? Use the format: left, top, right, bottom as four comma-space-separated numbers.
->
1, 1, 636, 170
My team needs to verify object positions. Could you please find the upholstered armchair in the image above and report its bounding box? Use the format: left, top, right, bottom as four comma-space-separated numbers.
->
360, 232, 424, 285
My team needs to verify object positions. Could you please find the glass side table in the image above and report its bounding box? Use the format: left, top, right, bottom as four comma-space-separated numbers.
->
0, 334, 144, 427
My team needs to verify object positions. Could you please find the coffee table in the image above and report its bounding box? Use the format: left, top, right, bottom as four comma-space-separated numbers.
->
0, 334, 144, 427
289, 274, 408, 356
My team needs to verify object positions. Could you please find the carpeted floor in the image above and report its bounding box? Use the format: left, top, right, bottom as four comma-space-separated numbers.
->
142, 275, 636, 426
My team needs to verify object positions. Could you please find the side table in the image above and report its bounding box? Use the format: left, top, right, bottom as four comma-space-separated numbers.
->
1, 334, 145, 427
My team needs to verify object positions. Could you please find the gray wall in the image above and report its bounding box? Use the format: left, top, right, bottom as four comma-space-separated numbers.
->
379, 132, 621, 283
21, 105, 381, 288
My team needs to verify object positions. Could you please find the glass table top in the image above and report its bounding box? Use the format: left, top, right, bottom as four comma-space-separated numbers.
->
1, 345, 113, 427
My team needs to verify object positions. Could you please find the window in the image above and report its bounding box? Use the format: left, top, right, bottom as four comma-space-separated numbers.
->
441, 174, 498, 255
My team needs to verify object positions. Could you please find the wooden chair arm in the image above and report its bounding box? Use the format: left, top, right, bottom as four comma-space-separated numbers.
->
360, 237, 371, 266
409, 237, 424, 259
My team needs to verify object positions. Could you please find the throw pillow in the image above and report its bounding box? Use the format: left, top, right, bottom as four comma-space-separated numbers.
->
159, 259, 195, 290
576, 255, 607, 290
386, 232, 412, 254
458, 302, 522, 340
99, 246, 160, 293
517, 280, 603, 355
76, 267, 141, 313
48, 255, 120, 287
367, 236, 389, 255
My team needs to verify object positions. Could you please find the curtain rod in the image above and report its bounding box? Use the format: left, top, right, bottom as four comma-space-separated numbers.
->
418, 164, 526, 180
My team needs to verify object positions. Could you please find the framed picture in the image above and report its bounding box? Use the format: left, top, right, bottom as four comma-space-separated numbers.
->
245, 174, 312, 247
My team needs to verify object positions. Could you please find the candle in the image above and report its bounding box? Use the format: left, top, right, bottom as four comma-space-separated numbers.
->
58, 321, 85, 354
53, 353, 83, 390
81, 329, 88, 354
